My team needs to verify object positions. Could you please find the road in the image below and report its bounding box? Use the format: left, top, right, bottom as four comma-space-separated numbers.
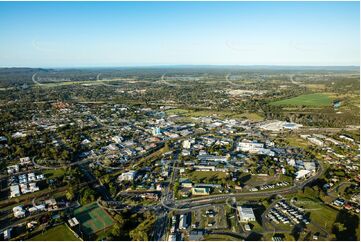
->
162, 160, 324, 211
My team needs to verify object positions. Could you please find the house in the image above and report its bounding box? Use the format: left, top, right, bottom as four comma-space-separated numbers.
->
10, 185, 20, 198
307, 137, 324, 147
68, 217, 80, 227
19, 157, 31, 165
181, 149, 190, 156
237, 206, 256, 222
13, 206, 26, 218
152, 127, 161, 136
192, 187, 210, 196
28, 205, 46, 213
183, 139, 194, 149
2, 228, 12, 240
7, 165, 19, 174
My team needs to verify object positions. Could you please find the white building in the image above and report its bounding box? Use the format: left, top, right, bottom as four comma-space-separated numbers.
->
118, 170, 137, 182
10, 185, 20, 198
307, 137, 324, 147
2, 228, 12, 240
303, 161, 316, 172
237, 207, 256, 222
168, 234, 177, 241
183, 139, 194, 149
152, 127, 161, 136
295, 170, 311, 180
7, 165, 19, 175
19, 157, 31, 165
179, 214, 188, 229
13, 206, 26, 218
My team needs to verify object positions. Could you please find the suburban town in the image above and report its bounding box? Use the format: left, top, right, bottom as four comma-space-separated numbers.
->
0, 65, 360, 241
0, 1, 360, 241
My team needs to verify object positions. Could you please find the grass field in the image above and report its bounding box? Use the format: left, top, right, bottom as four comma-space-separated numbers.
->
74, 202, 114, 236
271, 93, 332, 106
30, 224, 80, 241
187, 171, 228, 183
44, 169, 66, 179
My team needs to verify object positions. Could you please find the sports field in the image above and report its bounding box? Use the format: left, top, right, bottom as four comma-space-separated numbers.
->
74, 202, 114, 236
271, 93, 332, 106
30, 224, 80, 241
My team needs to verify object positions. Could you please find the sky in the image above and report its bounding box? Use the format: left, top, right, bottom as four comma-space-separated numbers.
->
0, 1, 359, 67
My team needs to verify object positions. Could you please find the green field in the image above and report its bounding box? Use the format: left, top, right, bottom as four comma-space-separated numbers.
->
271, 93, 332, 106
30, 224, 80, 241
187, 171, 228, 183
74, 202, 114, 236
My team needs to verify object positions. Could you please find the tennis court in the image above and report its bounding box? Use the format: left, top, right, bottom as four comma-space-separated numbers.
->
74, 202, 114, 235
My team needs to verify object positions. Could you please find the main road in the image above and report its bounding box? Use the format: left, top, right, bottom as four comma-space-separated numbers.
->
162, 160, 324, 210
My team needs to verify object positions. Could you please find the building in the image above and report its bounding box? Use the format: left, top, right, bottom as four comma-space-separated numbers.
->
237, 141, 264, 152
2, 228, 12, 240
307, 137, 324, 147
68, 217, 80, 227
194, 165, 216, 171
179, 178, 193, 188
237, 206, 256, 222
183, 139, 194, 149
168, 234, 177, 241
7, 165, 19, 174
191, 187, 210, 196
295, 170, 311, 180
19, 157, 31, 165
118, 170, 137, 182
10, 185, 20, 198
13, 206, 26, 218
152, 127, 161, 136
179, 214, 188, 229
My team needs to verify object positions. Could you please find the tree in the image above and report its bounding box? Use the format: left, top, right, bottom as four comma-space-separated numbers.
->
66, 189, 74, 201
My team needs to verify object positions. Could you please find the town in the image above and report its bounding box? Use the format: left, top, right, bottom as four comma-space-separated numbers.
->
0, 66, 359, 241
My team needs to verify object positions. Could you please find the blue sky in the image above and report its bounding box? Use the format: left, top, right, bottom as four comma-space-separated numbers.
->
0, 1, 359, 67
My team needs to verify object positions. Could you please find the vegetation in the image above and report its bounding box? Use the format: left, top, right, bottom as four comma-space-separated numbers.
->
29, 224, 80, 241
271, 93, 332, 106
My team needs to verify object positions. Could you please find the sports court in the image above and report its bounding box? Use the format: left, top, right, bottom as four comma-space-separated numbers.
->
74, 202, 114, 235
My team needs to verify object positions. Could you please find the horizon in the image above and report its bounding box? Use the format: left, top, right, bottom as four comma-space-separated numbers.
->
0, 1, 359, 67
0, 64, 360, 69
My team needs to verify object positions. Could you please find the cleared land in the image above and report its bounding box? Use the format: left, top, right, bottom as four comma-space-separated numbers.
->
74, 202, 114, 236
271, 93, 332, 106
30, 224, 79, 241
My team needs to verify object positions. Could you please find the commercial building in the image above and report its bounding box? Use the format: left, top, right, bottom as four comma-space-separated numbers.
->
237, 206, 256, 222
191, 187, 210, 196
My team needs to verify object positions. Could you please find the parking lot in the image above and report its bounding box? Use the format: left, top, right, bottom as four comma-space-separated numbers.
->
266, 200, 309, 225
